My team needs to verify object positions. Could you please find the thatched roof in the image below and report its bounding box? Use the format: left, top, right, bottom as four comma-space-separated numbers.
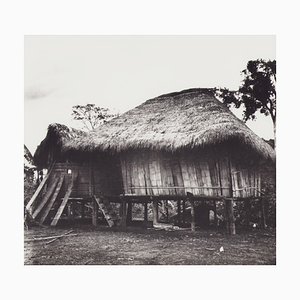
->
63, 88, 275, 161
34, 123, 87, 167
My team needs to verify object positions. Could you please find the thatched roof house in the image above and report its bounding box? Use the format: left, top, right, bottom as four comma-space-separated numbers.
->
34, 88, 274, 198
30, 88, 275, 230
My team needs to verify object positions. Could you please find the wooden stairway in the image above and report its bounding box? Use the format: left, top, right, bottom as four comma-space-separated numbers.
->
94, 195, 119, 227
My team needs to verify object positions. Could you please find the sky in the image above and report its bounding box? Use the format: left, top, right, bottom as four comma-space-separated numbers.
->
24, 35, 276, 154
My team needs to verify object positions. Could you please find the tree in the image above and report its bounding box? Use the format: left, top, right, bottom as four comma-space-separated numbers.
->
217, 59, 276, 148
72, 104, 118, 131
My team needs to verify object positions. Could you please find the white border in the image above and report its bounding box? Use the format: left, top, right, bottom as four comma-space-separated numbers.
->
1, 0, 299, 299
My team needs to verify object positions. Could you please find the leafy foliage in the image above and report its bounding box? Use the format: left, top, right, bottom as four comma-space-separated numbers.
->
72, 104, 118, 131
216, 59, 276, 144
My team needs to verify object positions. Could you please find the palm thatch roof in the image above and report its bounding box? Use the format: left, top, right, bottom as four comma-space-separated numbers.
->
63, 88, 275, 161
34, 123, 87, 167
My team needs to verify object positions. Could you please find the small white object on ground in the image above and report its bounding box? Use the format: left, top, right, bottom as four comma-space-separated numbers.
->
219, 246, 224, 252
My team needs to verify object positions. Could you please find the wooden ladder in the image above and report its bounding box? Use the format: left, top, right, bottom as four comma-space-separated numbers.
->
94, 195, 118, 227
39, 175, 65, 224
51, 175, 76, 226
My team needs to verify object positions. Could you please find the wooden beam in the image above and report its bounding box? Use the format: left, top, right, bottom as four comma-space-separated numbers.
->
177, 200, 181, 225
226, 199, 236, 235
126, 202, 132, 224
182, 200, 186, 224
190, 199, 195, 232
144, 202, 148, 225
244, 199, 251, 228
92, 198, 98, 226
153, 200, 159, 225
81, 201, 85, 219
88, 155, 95, 226
213, 201, 218, 227
39, 176, 64, 224
227, 158, 236, 235
67, 203, 74, 220
121, 200, 127, 228
51, 175, 75, 226
109, 194, 259, 202
26, 165, 53, 212
94, 196, 116, 227
165, 200, 169, 222
223, 198, 229, 233
260, 198, 267, 229
32, 177, 59, 219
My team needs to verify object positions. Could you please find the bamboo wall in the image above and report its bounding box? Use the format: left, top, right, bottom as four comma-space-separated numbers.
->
47, 154, 123, 198
45, 149, 261, 199
120, 150, 261, 198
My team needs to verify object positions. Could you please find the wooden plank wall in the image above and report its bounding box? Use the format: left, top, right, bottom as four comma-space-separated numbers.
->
47, 156, 123, 198
46, 151, 262, 199
230, 160, 261, 198
120, 150, 261, 198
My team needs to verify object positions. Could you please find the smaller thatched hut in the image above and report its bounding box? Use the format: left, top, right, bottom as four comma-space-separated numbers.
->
29, 88, 275, 233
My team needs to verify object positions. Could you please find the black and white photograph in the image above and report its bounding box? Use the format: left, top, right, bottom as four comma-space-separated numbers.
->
24, 35, 276, 265
2, 1, 300, 299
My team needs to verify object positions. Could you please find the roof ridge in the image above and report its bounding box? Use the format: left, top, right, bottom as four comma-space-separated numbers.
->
155, 88, 215, 99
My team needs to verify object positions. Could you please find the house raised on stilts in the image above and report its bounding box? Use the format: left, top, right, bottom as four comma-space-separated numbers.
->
27, 88, 275, 234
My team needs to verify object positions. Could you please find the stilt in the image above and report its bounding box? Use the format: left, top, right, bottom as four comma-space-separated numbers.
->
127, 202, 132, 224
81, 202, 85, 219
182, 200, 186, 224
177, 200, 181, 225
119, 203, 123, 218
224, 199, 229, 232
67, 203, 74, 220
260, 198, 266, 229
213, 200, 218, 227
226, 159, 236, 235
121, 200, 127, 228
190, 199, 195, 232
165, 200, 169, 222
153, 200, 159, 225
244, 199, 251, 228
144, 202, 148, 225
225, 199, 236, 235
92, 198, 98, 226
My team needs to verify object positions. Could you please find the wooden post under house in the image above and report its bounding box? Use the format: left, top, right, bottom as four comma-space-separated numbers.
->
121, 199, 127, 228
260, 198, 267, 229
190, 199, 196, 232
177, 200, 181, 225
182, 200, 186, 224
127, 202, 132, 224
226, 158, 236, 235
89, 158, 97, 226
152, 200, 159, 225
244, 199, 251, 228
143, 202, 148, 226
81, 202, 85, 219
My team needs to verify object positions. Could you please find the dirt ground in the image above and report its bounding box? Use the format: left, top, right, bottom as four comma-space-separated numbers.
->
24, 224, 276, 265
